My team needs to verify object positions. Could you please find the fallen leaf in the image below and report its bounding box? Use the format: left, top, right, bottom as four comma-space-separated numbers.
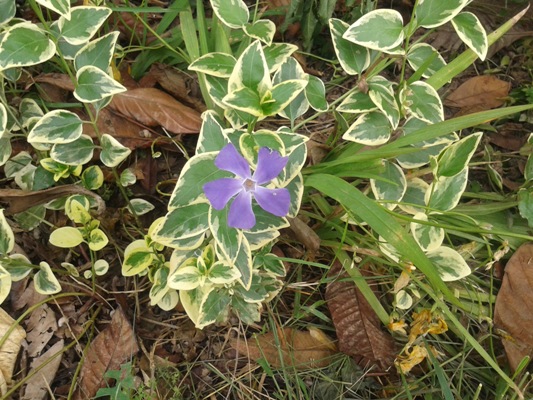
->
286, 217, 321, 253
25, 304, 58, 357
444, 75, 511, 111
494, 242, 533, 372
108, 88, 202, 134
21, 340, 64, 400
231, 327, 337, 369
0, 307, 26, 395
74, 307, 139, 400
326, 262, 396, 370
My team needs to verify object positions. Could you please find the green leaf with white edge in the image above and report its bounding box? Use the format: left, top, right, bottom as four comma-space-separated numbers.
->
232, 296, 261, 324
153, 203, 210, 244
407, 43, 447, 78
276, 130, 308, 184
228, 41, 270, 96
88, 228, 108, 251
34, 262, 61, 295
244, 230, 279, 251
120, 168, 136, 187
122, 240, 154, 276
4, 254, 33, 281
179, 287, 204, 327
403, 81, 444, 124
262, 79, 308, 117
168, 265, 203, 290
0, 103, 7, 139
35, 0, 70, 17
305, 75, 328, 112
398, 177, 429, 215
49, 226, 84, 248
65, 197, 91, 224
233, 237, 254, 290
210, 0, 249, 29
245, 205, 290, 234
0, 209, 14, 255
368, 81, 400, 129
0, 0, 16, 25
58, 6, 112, 45
169, 152, 227, 209
50, 134, 94, 165
209, 207, 242, 264
127, 199, 155, 216
157, 289, 179, 311
100, 134, 131, 168
436, 132, 482, 178
0, 138, 11, 167
416, 0, 469, 29
150, 266, 170, 306
28, 110, 83, 145
370, 160, 406, 211
94, 259, 109, 276
243, 19, 276, 46
425, 168, 468, 212
224, 108, 257, 129
272, 58, 308, 121
205, 75, 229, 108
81, 165, 103, 190
223, 87, 263, 117
197, 287, 231, 328
254, 253, 285, 276
5, 152, 32, 178
239, 131, 285, 164
329, 18, 370, 75
208, 261, 241, 284
395, 289, 413, 310
451, 12, 488, 61
343, 111, 391, 145
426, 246, 471, 281
0, 23, 56, 71
159, 232, 205, 251
189, 52, 237, 78
337, 90, 377, 114
0, 264, 11, 305
74, 66, 126, 103
343, 9, 404, 52
74, 31, 120, 72
283, 173, 304, 218
263, 43, 299, 73
410, 212, 444, 252
196, 111, 228, 154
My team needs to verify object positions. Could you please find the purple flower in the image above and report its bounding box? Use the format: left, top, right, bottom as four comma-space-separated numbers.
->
203, 143, 290, 229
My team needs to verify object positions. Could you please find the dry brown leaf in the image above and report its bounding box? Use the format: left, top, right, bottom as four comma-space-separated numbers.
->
231, 327, 337, 369
0, 307, 26, 394
494, 242, 533, 372
74, 307, 139, 400
108, 88, 202, 134
444, 75, 511, 111
25, 304, 58, 357
21, 340, 64, 400
326, 262, 396, 370
286, 217, 321, 253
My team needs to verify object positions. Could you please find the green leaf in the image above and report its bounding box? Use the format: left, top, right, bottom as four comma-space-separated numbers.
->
407, 43, 447, 78
228, 41, 270, 97
127, 199, 155, 216
410, 212, 444, 252
231, 296, 261, 324
518, 188, 533, 228
122, 240, 154, 276
58, 6, 112, 45
0, 103, 7, 139
262, 79, 308, 116
276, 130, 308, 184
50, 134, 94, 165
209, 207, 242, 264
337, 90, 377, 114
263, 43, 298, 73
49, 226, 84, 248
81, 165, 104, 190
244, 230, 279, 251
28, 110, 83, 145
152, 203, 210, 244
436, 132, 481, 178
343, 9, 404, 52
426, 246, 471, 281
197, 287, 231, 328
395, 290, 413, 310
0, 138, 12, 167
272, 58, 309, 122
65, 196, 91, 224
329, 18, 370, 75
4, 254, 33, 281
120, 168, 136, 187
74, 65, 126, 103
254, 253, 286, 276
425, 168, 468, 211
34, 262, 61, 294
223, 87, 263, 116
14, 205, 46, 231
398, 177, 429, 215
88, 228, 108, 251
0, 209, 14, 255
0, 264, 11, 305
305, 75, 328, 112
208, 261, 241, 284
189, 52, 237, 78
156, 289, 179, 311
243, 19, 276, 46
205, 75, 229, 108
403, 81, 444, 124
168, 265, 203, 290
94, 259, 109, 276
370, 160, 406, 211
35, 0, 70, 17
211, 0, 249, 28
195, 111, 228, 154
74, 31, 120, 72
368, 80, 400, 129
0, 23, 56, 71
451, 12, 488, 61
0, 0, 16, 25
415, 0, 469, 29
100, 134, 131, 167
342, 111, 391, 145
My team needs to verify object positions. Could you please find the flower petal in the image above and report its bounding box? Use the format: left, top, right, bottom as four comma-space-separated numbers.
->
253, 147, 289, 185
215, 143, 251, 179
228, 190, 255, 229
253, 186, 290, 217
203, 178, 243, 210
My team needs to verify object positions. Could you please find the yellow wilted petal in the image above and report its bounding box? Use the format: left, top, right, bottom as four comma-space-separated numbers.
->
408, 309, 448, 346
388, 319, 408, 336
395, 344, 428, 374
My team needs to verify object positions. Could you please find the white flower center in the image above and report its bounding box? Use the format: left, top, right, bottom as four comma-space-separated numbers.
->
243, 178, 256, 192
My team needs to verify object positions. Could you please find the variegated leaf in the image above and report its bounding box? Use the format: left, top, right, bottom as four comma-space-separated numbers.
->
306, 75, 328, 112
262, 79, 308, 117
436, 132, 482, 178
272, 58, 309, 122
329, 18, 370, 75
243, 19, 276, 46
368, 80, 400, 129
0, 264, 11, 305
0, 0, 16, 24
415, 0, 469, 29
49, 226, 84, 248
88, 228, 108, 251
58, 6, 112, 45
189, 52, 237, 78
223, 87, 263, 116
407, 43, 447, 78
50, 134, 94, 165
28, 110, 83, 145
100, 134, 131, 167
196, 111, 228, 154
425, 168, 468, 212
403, 81, 444, 124
426, 246, 471, 281
228, 41, 270, 97
337, 90, 377, 114
370, 160, 406, 211
410, 212, 444, 252
34, 262, 61, 294
451, 12, 488, 61
35, 0, 70, 17
153, 203, 210, 244
74, 31, 120, 72
211, 0, 249, 29
342, 111, 391, 145
263, 43, 299, 73
74, 65, 126, 103
0, 209, 14, 256
122, 240, 154, 276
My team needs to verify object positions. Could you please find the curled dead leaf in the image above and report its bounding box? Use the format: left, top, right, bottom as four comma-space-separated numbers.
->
444, 75, 511, 112
494, 242, 533, 372
21, 340, 64, 400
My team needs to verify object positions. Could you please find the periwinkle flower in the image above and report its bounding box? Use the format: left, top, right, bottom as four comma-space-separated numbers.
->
203, 143, 290, 229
